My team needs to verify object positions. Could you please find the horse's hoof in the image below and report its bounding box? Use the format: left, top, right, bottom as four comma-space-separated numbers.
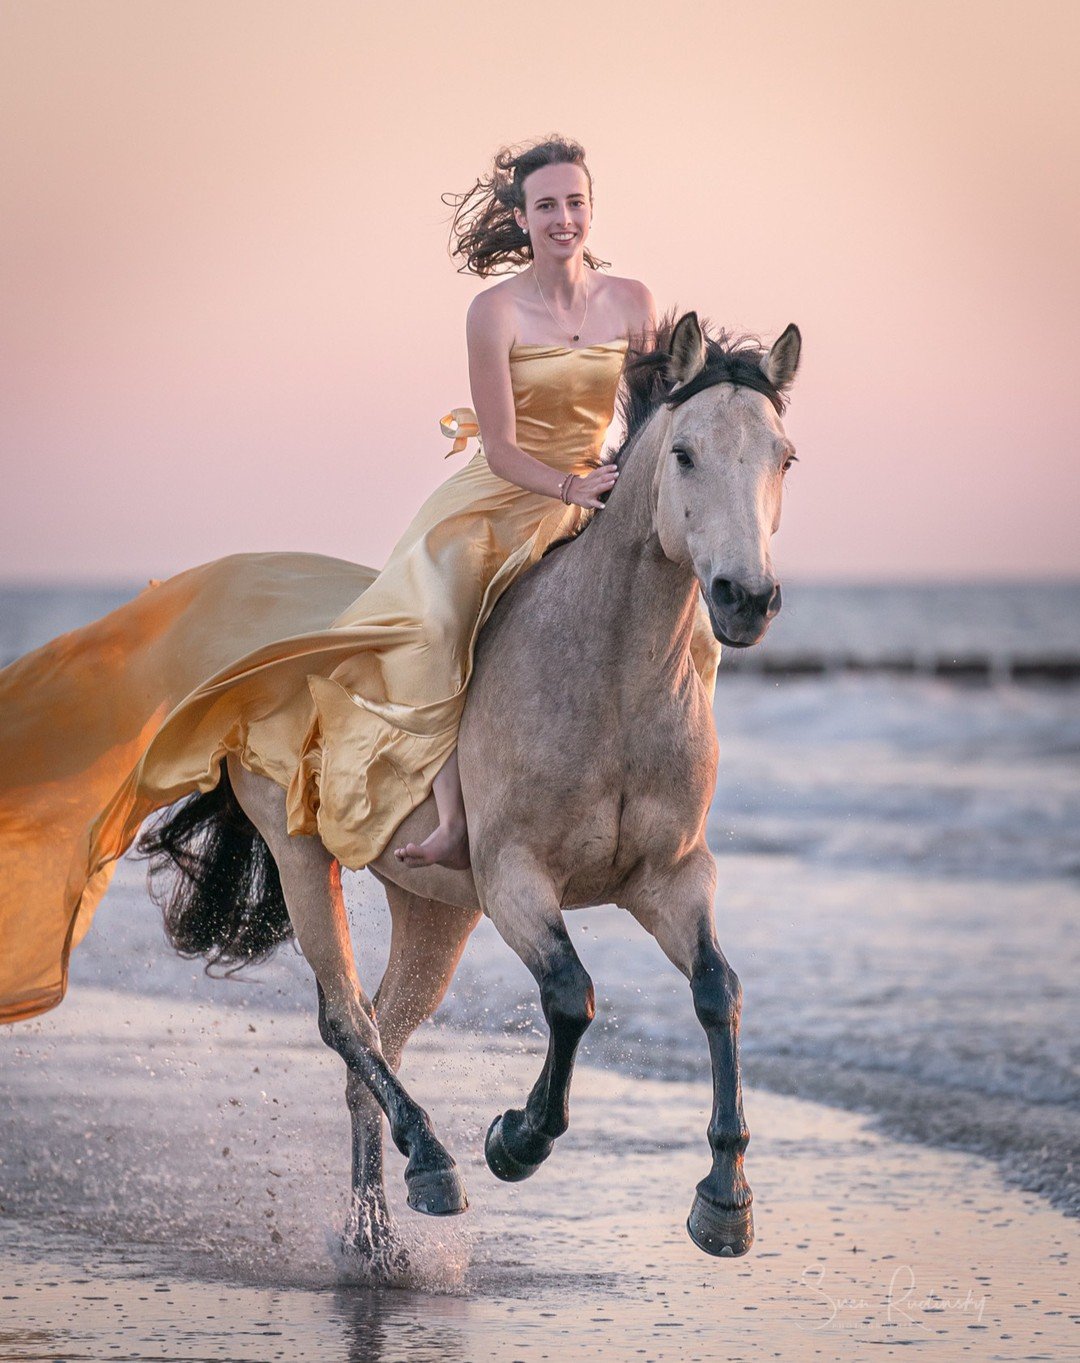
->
484, 1112, 549, 1183
686, 1190, 754, 1257
405, 1165, 469, 1217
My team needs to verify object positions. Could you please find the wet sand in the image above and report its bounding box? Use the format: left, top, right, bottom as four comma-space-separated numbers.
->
1, 988, 1076, 1360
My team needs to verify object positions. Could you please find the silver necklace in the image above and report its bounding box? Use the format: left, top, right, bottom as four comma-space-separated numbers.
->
534, 267, 590, 343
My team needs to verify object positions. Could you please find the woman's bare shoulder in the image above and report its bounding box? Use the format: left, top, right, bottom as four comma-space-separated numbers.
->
599, 271, 652, 297
466, 277, 521, 349
466, 276, 523, 331
596, 272, 657, 329
468, 274, 528, 314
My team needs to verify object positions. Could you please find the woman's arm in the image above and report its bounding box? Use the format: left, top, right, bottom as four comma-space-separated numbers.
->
466, 292, 618, 511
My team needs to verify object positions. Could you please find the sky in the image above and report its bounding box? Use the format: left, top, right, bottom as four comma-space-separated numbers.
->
1, 0, 1078, 582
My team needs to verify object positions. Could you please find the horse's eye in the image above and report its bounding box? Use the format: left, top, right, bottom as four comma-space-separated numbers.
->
782, 455, 798, 473
674, 448, 694, 470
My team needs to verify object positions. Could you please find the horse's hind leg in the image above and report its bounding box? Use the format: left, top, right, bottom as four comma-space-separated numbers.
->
627, 847, 753, 1258
224, 757, 468, 1230
346, 879, 479, 1254
342, 1067, 396, 1260
374, 880, 481, 1074
479, 858, 595, 1182
329, 860, 393, 1260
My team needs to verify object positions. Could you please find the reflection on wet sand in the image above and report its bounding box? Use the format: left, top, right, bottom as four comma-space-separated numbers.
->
329, 1288, 473, 1363
1, 991, 1076, 1361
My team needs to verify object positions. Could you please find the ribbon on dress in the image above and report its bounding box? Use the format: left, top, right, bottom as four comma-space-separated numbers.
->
439, 407, 481, 458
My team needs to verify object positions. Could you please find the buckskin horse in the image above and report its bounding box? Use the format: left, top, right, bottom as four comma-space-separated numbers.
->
141, 310, 802, 1267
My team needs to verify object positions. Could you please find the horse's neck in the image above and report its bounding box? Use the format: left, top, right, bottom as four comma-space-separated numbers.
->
561, 423, 700, 679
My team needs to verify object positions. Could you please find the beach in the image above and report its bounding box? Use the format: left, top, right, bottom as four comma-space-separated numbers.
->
2, 987, 1077, 1361
1, 581, 1078, 1358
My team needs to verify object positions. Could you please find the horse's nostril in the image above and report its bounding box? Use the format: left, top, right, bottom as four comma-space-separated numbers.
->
712, 578, 781, 620
711, 578, 742, 611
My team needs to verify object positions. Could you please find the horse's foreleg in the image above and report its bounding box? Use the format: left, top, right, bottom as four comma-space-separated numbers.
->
628, 848, 753, 1257
481, 863, 595, 1182
224, 758, 468, 1225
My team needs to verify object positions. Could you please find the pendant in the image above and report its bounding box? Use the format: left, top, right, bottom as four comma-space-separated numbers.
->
572, 334, 580, 342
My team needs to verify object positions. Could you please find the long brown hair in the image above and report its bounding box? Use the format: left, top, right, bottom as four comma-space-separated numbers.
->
444, 136, 610, 277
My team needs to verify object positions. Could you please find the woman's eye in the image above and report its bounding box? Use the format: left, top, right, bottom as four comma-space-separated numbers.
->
674, 448, 694, 469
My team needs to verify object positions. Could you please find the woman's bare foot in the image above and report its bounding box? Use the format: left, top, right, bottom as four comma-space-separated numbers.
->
394, 820, 471, 870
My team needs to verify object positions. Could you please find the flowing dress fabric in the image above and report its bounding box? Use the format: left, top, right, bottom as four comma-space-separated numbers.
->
0, 340, 647, 1023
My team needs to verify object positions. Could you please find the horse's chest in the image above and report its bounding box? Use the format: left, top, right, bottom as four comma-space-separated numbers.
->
465, 664, 717, 898
620, 697, 715, 792
561, 716, 717, 890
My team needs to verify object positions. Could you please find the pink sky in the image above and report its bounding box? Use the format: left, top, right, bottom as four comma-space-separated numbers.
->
1, 0, 1078, 582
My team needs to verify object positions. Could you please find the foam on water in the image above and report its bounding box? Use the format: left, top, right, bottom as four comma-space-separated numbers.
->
711, 674, 1080, 880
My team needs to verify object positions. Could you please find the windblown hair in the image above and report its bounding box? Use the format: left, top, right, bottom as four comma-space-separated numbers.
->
614, 311, 788, 467
444, 135, 610, 277
134, 765, 293, 974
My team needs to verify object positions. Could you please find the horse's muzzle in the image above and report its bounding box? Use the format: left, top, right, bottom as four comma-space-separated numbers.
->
707, 577, 782, 647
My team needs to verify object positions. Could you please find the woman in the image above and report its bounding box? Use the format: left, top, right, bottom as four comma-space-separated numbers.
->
393, 137, 657, 869
0, 135, 662, 1024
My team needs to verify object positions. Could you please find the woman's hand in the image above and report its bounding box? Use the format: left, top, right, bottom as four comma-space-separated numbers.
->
566, 463, 619, 509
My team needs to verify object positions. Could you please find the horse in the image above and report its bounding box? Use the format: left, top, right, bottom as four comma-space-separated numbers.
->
141, 310, 802, 1268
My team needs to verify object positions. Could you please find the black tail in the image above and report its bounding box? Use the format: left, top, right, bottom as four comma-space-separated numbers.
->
135, 764, 294, 973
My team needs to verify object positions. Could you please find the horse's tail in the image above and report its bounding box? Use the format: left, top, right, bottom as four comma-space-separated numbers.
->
135, 764, 294, 973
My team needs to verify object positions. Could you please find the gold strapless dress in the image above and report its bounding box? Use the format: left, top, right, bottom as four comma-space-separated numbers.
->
0, 340, 718, 1023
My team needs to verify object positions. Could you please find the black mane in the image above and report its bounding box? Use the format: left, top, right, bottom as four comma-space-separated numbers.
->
613, 310, 787, 468
540, 311, 787, 560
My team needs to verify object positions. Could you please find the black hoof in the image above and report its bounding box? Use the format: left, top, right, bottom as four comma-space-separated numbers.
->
686, 1190, 754, 1257
484, 1112, 550, 1183
405, 1165, 469, 1217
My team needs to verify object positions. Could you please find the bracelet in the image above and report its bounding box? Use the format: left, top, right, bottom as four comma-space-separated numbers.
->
559, 473, 577, 505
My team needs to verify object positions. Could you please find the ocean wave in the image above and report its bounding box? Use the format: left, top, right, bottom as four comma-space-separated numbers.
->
711, 674, 1080, 879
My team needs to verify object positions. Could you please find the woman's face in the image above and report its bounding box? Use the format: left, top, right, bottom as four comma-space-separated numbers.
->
515, 162, 592, 263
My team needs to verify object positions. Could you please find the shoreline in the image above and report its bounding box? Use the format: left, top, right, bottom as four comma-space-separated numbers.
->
51, 847, 1080, 1231
744, 1050, 1080, 1223
1, 988, 1077, 1359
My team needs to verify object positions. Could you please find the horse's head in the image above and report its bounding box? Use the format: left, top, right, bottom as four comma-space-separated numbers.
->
649, 312, 801, 647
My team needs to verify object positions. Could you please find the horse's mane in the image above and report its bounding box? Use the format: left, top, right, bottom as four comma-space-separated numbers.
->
540, 311, 788, 559
613, 310, 788, 469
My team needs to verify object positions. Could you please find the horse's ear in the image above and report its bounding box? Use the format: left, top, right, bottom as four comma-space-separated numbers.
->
666, 311, 706, 387
761, 324, 802, 390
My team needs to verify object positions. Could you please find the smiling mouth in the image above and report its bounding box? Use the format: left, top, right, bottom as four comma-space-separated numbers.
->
550, 232, 576, 242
